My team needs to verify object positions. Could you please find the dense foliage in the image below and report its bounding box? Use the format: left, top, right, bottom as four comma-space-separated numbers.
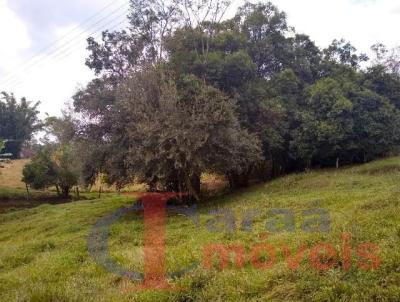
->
72, 0, 400, 197
0, 92, 41, 158
22, 115, 81, 198
22, 144, 80, 198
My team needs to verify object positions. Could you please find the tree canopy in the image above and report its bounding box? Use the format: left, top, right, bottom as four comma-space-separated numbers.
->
70, 0, 400, 198
22, 114, 82, 198
0, 92, 41, 158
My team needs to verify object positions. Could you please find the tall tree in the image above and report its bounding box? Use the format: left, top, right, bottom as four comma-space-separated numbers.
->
0, 92, 41, 158
118, 67, 262, 198
364, 44, 400, 109
350, 88, 400, 162
290, 78, 354, 168
323, 39, 368, 69
236, 2, 291, 79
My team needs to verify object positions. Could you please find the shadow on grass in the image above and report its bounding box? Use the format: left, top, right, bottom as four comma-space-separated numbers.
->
0, 190, 99, 213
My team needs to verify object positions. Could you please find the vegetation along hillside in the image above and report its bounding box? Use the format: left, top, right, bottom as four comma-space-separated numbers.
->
0, 157, 399, 301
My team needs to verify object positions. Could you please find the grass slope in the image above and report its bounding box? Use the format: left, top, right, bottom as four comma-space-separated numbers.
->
0, 157, 399, 301
0, 159, 58, 207
0, 159, 30, 189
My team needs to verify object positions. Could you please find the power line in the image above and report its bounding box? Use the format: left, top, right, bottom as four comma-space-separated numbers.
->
4, 18, 129, 91
49, 18, 129, 63
1, 8, 129, 88
0, 2, 129, 87
4, 15, 129, 90
0, 0, 126, 84
0, 1, 129, 87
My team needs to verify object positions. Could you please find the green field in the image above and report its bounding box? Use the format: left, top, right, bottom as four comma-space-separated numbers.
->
0, 157, 400, 301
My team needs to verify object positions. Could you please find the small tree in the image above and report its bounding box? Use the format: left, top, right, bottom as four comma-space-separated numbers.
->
22, 146, 57, 193
52, 145, 80, 198
22, 145, 80, 198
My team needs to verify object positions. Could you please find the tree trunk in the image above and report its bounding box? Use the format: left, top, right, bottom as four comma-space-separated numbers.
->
228, 170, 250, 191
272, 160, 276, 177
307, 159, 312, 170
185, 173, 201, 201
25, 183, 30, 200
98, 186, 102, 198
55, 185, 60, 196
191, 174, 201, 196
166, 173, 181, 192
336, 157, 340, 169
148, 177, 158, 192
255, 160, 273, 182
62, 186, 70, 199
75, 186, 80, 199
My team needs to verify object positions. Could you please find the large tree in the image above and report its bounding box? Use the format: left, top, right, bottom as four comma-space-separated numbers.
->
290, 78, 354, 168
350, 88, 400, 162
112, 67, 262, 198
0, 92, 41, 158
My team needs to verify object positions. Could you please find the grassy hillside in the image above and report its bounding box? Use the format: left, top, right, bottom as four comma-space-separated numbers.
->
0, 159, 30, 189
0, 157, 399, 301
0, 159, 62, 213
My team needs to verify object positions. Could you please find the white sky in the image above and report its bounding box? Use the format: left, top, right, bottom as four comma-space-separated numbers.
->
0, 0, 399, 117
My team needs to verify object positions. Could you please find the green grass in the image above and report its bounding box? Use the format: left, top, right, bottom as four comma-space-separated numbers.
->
0, 187, 105, 214
1, 157, 400, 301
0, 187, 55, 200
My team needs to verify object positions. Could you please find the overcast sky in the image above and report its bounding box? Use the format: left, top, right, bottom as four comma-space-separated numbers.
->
0, 0, 399, 117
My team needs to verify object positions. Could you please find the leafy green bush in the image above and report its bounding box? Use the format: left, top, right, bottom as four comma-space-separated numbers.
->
22, 145, 79, 198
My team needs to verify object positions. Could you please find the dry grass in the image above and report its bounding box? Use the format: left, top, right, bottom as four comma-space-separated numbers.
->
90, 175, 149, 193
0, 159, 30, 189
91, 173, 229, 195
201, 173, 229, 195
